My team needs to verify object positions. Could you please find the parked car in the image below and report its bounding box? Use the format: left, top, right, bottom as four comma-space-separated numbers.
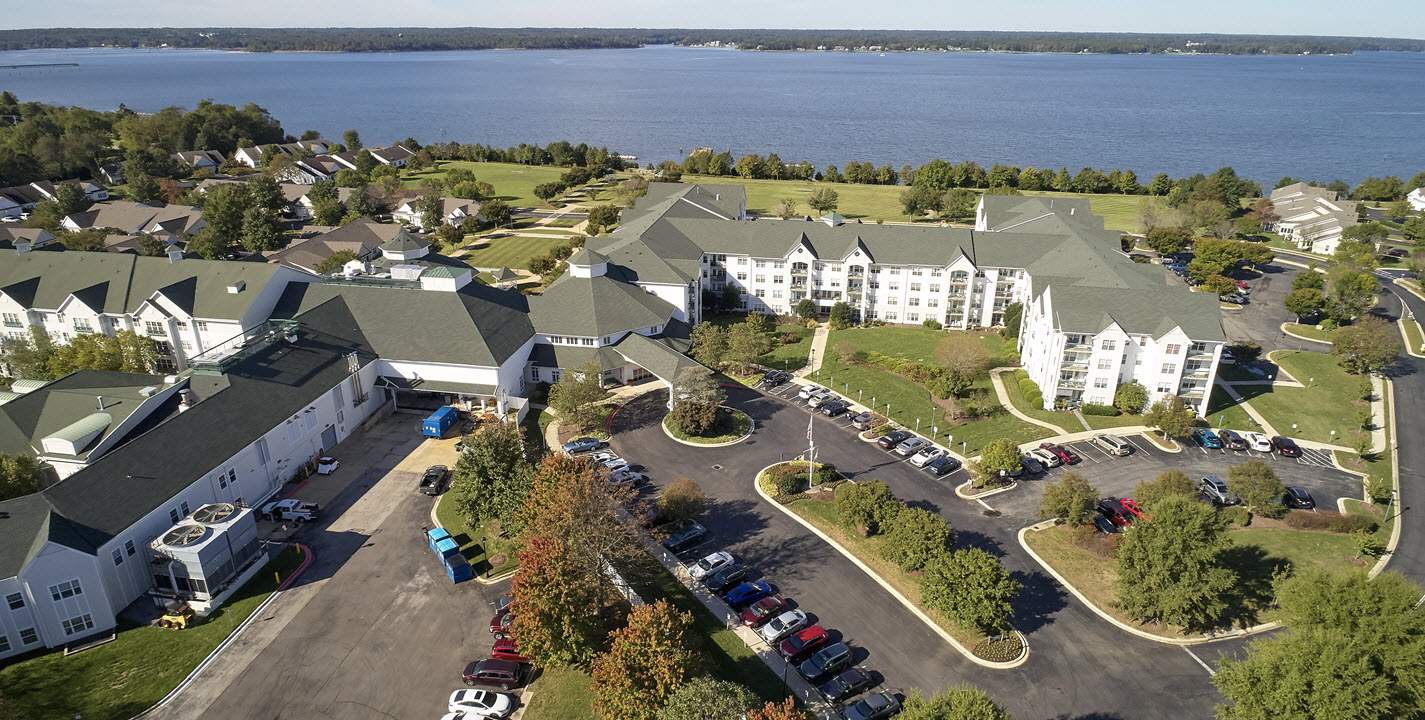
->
419, 465, 450, 495
600, 457, 630, 472
1097, 498, 1133, 527
740, 595, 789, 627
819, 667, 875, 703
821, 400, 851, 416
1282, 485, 1316, 509
799, 384, 829, 400
877, 430, 914, 449
807, 393, 835, 408
924, 456, 962, 476
798, 642, 854, 683
1198, 475, 1238, 506
895, 437, 931, 456
1091, 434, 1132, 456
489, 611, 514, 639
1028, 447, 1062, 468
260, 498, 319, 523
1192, 428, 1223, 449
448, 689, 515, 718
1217, 429, 1248, 451
908, 446, 946, 467
1019, 454, 1043, 474
1039, 442, 1079, 464
780, 625, 829, 663
1386, 248, 1409, 258
843, 691, 902, 720
759, 609, 808, 643
1234, 280, 1252, 292
1223, 293, 1248, 305
689, 551, 735, 580
492, 593, 514, 615
763, 370, 790, 386
490, 638, 530, 664
1271, 436, 1302, 457
1219, 348, 1236, 365
1119, 498, 1149, 520
1243, 431, 1273, 452
461, 658, 525, 690
1093, 513, 1119, 534
561, 436, 604, 454
607, 469, 645, 488
704, 564, 748, 593
662, 522, 708, 552
316, 456, 340, 475
850, 411, 876, 430
724, 581, 773, 609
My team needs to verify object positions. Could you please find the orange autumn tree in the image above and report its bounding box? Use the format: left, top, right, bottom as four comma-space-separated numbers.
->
590, 600, 697, 720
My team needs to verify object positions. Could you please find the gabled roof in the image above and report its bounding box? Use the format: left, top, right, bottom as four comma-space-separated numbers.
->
528, 274, 677, 337
1047, 284, 1226, 342
381, 227, 429, 253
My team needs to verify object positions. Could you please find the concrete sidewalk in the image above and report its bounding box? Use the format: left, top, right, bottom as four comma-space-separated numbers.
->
988, 368, 1073, 435
794, 324, 830, 378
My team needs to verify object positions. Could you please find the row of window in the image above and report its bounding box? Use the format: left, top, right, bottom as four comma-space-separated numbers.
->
547, 335, 598, 346
111, 539, 138, 566
0, 627, 39, 652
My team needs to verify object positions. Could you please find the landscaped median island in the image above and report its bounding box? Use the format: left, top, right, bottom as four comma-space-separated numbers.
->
662, 406, 752, 445
0, 546, 304, 720
758, 463, 1027, 665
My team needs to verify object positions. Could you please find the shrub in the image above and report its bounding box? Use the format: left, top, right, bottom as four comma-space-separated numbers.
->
764, 464, 807, 497
836, 480, 903, 536
1221, 506, 1252, 526
1023, 390, 1042, 408
1080, 403, 1121, 416
1282, 510, 1334, 531
814, 463, 841, 485
1283, 509, 1378, 534
922, 318, 943, 330
1328, 514, 1380, 534
1366, 477, 1392, 504
778, 332, 801, 345
1013, 369, 1029, 381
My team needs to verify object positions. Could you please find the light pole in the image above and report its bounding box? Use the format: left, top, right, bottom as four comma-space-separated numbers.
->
858, 389, 863, 403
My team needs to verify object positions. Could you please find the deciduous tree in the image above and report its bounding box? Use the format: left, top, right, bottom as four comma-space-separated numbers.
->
510, 534, 603, 666
0, 452, 45, 501
656, 677, 756, 720
1226, 459, 1285, 513
315, 249, 358, 274
591, 600, 698, 720
689, 323, 728, 367
1145, 395, 1195, 439
1133, 469, 1196, 511
1283, 288, 1325, 318
807, 187, 839, 214
747, 698, 802, 720
670, 366, 724, 436
586, 204, 621, 234
1213, 628, 1405, 720
1145, 227, 1192, 256
449, 423, 532, 527
239, 206, 282, 252
1331, 315, 1401, 374
884, 507, 954, 572
1038, 471, 1099, 526
482, 197, 513, 228
933, 334, 992, 377
656, 479, 706, 525
897, 687, 1011, 720
1115, 495, 1236, 632
1113, 380, 1149, 414
548, 361, 610, 432
836, 480, 904, 536
977, 438, 1021, 476
922, 548, 1021, 634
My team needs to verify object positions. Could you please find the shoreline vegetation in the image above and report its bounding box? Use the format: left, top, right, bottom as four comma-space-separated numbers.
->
3, 28, 1423, 56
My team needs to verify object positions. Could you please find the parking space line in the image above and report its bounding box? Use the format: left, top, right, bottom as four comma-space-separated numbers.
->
1183, 647, 1217, 676
1078, 442, 1114, 461
975, 498, 995, 512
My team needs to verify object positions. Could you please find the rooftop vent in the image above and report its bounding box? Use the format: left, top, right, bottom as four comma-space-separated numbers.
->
178, 388, 195, 412
226, 280, 246, 294
190, 503, 236, 525
163, 375, 180, 384
391, 264, 426, 281
139, 385, 158, 397
160, 523, 209, 548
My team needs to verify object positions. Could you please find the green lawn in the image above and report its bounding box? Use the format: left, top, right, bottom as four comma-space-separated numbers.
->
1239, 351, 1364, 444
1342, 499, 1395, 545
461, 234, 571, 271
403, 161, 570, 208
1203, 385, 1267, 433
662, 408, 751, 444
0, 547, 304, 720
1403, 318, 1424, 353
1016, 190, 1148, 233
705, 313, 815, 372
435, 493, 521, 577
1081, 412, 1154, 430
545, 217, 583, 228
1282, 322, 1336, 344
1216, 363, 1266, 382
524, 666, 596, 720
1227, 527, 1366, 578
997, 370, 1075, 432
789, 491, 987, 648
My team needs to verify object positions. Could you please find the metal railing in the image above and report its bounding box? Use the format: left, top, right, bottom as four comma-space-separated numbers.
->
189, 319, 300, 375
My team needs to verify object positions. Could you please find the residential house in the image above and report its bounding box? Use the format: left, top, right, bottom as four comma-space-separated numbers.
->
1269, 183, 1358, 255
61, 201, 206, 240
283, 155, 345, 185
265, 218, 393, 273
233, 140, 334, 169
98, 163, 126, 185
0, 180, 108, 215
392, 197, 482, 230
0, 227, 58, 250
1409, 187, 1425, 212
171, 150, 228, 171
333, 144, 414, 171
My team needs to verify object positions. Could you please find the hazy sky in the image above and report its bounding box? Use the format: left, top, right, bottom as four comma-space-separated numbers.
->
6, 0, 1424, 39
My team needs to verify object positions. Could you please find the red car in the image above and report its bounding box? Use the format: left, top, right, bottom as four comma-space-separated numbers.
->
779, 625, 828, 663
489, 611, 514, 639
1039, 442, 1080, 465
1119, 498, 1150, 521
740, 595, 789, 627
491, 638, 530, 663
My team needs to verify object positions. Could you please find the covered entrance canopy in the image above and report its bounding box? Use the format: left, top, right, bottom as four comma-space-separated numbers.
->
528, 331, 706, 408
376, 375, 502, 414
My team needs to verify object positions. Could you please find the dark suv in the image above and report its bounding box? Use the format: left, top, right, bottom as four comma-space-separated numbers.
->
1271, 436, 1302, 458
877, 430, 913, 449
462, 658, 525, 690
1097, 498, 1133, 527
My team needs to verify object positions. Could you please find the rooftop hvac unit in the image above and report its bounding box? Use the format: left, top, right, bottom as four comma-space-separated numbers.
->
190, 503, 236, 525
140, 385, 159, 397
160, 523, 210, 548
391, 264, 426, 280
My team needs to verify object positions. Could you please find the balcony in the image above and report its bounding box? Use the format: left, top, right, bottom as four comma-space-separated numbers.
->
1059, 378, 1087, 390
1188, 351, 1215, 361
947, 290, 966, 298
1062, 343, 1092, 354
790, 280, 807, 289
1186, 369, 1211, 380
847, 269, 865, 279
1179, 388, 1206, 399
1060, 358, 1089, 371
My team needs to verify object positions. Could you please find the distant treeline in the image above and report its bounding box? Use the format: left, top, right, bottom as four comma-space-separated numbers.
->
1, 27, 1422, 55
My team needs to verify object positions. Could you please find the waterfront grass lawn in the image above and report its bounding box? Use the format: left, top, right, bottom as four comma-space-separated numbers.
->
403, 161, 569, 208
1283, 322, 1336, 344
789, 488, 987, 648
1240, 351, 1363, 444
524, 665, 596, 720
1203, 385, 1266, 433
435, 493, 521, 577
0, 547, 304, 720
460, 234, 569, 271
663, 408, 751, 444
1017, 190, 1148, 234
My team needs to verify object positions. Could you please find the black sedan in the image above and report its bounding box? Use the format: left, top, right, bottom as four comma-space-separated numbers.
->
877, 430, 913, 449
662, 523, 707, 552
704, 564, 748, 593
1271, 436, 1302, 458
924, 456, 962, 476
762, 370, 790, 386
821, 400, 851, 416
819, 668, 875, 703
1282, 485, 1316, 509
844, 692, 901, 720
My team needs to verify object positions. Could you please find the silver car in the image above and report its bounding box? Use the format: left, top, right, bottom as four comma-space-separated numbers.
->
909, 446, 946, 467
807, 393, 835, 408
757, 609, 808, 643
895, 437, 930, 456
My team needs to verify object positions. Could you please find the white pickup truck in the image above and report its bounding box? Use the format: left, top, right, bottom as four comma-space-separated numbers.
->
260, 498, 319, 523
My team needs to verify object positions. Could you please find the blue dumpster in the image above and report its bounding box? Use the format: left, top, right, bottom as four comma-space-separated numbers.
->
433, 537, 460, 560
422, 406, 459, 438
444, 553, 473, 584
426, 527, 452, 553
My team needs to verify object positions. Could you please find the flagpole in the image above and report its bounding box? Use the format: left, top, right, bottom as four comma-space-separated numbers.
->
807, 414, 815, 477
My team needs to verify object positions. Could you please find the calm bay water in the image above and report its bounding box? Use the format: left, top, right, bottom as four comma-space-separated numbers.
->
1, 45, 1422, 184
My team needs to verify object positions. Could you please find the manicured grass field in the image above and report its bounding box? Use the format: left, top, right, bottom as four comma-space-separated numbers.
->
1203, 385, 1267, 433
403, 161, 570, 207
1081, 412, 1154, 431
1242, 351, 1363, 444
1017, 190, 1148, 234
460, 234, 570, 271
435, 493, 520, 577
1227, 527, 1366, 578
789, 490, 986, 648
523, 666, 596, 720
997, 370, 1075, 432
705, 313, 815, 372
1282, 322, 1337, 344
1022, 525, 1182, 638
0, 547, 304, 720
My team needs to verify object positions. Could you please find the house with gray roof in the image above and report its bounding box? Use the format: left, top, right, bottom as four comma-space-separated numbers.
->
1269, 183, 1359, 255
60, 201, 206, 239
392, 196, 482, 230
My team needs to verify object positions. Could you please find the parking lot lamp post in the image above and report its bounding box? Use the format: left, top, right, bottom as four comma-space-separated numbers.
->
1308, 377, 1315, 390
916, 418, 921, 433
962, 441, 967, 455
859, 389, 863, 403
1218, 414, 1224, 428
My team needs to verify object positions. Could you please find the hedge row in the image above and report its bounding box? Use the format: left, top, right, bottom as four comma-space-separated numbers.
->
1080, 403, 1121, 417
1283, 509, 1379, 534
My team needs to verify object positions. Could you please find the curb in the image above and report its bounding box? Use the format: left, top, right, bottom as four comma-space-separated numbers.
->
1016, 524, 1278, 646
754, 463, 1029, 669
1370, 375, 1403, 579
133, 543, 314, 718
1398, 317, 1425, 359
1138, 431, 1182, 453
989, 368, 1072, 435
955, 479, 1019, 500
659, 408, 755, 448
431, 496, 518, 585
1278, 322, 1332, 345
